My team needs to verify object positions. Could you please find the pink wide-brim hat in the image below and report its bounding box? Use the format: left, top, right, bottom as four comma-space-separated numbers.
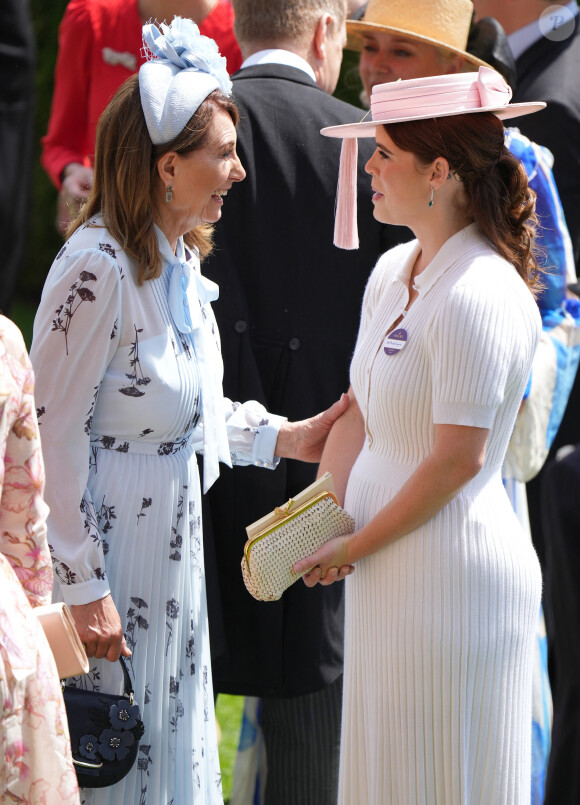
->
324, 67, 546, 250
322, 66, 545, 139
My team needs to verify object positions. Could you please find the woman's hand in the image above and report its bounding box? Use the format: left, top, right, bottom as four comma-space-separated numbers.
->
71, 594, 131, 662
293, 534, 355, 587
56, 163, 94, 234
275, 393, 350, 463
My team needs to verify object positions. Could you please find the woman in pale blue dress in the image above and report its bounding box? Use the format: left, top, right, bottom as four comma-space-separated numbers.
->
30, 19, 347, 805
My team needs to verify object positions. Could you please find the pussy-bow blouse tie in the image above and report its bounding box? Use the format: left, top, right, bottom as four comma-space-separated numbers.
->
167, 254, 232, 492
168, 259, 219, 333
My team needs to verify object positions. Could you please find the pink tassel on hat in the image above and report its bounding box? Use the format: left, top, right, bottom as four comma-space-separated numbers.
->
334, 138, 359, 250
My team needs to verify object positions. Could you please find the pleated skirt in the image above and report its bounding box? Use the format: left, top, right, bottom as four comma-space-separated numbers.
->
76, 441, 222, 805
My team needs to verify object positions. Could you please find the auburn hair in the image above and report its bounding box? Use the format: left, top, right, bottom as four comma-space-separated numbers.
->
385, 112, 543, 294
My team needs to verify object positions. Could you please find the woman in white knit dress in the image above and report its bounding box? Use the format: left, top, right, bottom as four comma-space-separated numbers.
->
294, 68, 547, 804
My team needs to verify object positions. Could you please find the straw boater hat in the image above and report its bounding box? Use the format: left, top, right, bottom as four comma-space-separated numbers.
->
323, 67, 546, 249
346, 0, 489, 70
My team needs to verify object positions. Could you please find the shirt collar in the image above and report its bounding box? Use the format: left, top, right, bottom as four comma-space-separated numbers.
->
508, 0, 579, 60
240, 49, 316, 82
393, 223, 484, 296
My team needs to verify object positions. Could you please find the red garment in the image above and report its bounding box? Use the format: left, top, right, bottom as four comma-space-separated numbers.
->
41, 0, 242, 189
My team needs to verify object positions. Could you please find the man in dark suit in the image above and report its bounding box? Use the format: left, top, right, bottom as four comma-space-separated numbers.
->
202, 0, 408, 801
541, 444, 580, 805
472, 3, 580, 802
0, 0, 35, 312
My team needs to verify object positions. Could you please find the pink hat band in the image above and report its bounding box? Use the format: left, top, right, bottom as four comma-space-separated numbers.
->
370, 68, 512, 122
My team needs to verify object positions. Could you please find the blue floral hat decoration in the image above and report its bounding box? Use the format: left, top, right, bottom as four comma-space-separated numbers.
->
139, 16, 232, 145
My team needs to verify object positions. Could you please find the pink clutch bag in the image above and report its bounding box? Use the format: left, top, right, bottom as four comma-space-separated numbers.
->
34, 602, 89, 679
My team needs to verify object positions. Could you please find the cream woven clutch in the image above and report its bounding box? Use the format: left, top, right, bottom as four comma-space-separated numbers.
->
242, 473, 355, 602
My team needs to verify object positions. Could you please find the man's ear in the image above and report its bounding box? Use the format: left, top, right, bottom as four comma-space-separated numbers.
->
156, 151, 177, 184
312, 13, 332, 63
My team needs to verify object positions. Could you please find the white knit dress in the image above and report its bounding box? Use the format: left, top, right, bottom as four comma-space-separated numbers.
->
338, 225, 542, 805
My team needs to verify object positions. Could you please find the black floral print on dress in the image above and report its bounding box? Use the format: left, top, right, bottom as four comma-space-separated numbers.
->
119, 325, 151, 397
126, 597, 149, 678
169, 672, 184, 733
137, 497, 152, 526
97, 495, 116, 556
169, 492, 184, 561
189, 498, 202, 576
157, 436, 190, 456
186, 615, 196, 676
73, 662, 102, 692
51, 553, 78, 586
165, 598, 179, 656
84, 386, 99, 435
80, 496, 101, 547
98, 242, 116, 259
177, 331, 192, 359
51, 270, 97, 355
183, 392, 201, 434
192, 750, 201, 792
137, 743, 152, 805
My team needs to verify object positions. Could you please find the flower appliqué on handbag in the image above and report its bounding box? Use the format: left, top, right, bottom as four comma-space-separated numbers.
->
77, 699, 144, 764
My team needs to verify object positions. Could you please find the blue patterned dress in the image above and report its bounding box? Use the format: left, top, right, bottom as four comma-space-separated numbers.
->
30, 219, 283, 805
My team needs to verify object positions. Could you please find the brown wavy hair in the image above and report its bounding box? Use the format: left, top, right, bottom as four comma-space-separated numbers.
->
68, 74, 239, 283
385, 112, 543, 294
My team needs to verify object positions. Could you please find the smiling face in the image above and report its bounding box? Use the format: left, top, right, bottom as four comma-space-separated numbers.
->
158, 107, 246, 242
365, 126, 430, 228
358, 31, 464, 96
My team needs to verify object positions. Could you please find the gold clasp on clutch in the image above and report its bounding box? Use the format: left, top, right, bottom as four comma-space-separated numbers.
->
274, 498, 295, 518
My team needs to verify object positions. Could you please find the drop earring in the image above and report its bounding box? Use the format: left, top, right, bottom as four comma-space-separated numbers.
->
428, 186, 434, 208
165, 184, 173, 203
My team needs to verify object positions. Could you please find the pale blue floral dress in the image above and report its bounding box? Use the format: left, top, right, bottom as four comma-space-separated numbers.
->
30, 218, 283, 805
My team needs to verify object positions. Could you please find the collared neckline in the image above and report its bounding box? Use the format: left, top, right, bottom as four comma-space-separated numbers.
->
394, 223, 484, 296
240, 49, 316, 82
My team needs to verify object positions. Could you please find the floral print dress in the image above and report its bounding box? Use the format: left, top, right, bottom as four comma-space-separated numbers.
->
0, 316, 80, 804
30, 220, 284, 805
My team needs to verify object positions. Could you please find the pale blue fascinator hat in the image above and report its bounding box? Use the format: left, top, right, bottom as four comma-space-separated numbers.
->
139, 16, 233, 145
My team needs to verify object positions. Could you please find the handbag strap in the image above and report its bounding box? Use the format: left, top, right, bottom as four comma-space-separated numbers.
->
118, 656, 134, 701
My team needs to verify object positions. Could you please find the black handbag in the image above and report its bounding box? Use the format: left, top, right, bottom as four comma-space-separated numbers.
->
63, 656, 145, 788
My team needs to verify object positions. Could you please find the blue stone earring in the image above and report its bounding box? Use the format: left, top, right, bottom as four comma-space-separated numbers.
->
165, 184, 173, 203
428, 186, 434, 208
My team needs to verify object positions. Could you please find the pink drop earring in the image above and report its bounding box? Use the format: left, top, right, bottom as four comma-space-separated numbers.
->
165, 185, 173, 203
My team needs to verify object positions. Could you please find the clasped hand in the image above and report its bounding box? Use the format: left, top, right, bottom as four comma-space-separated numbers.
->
71, 594, 131, 662
293, 534, 355, 587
